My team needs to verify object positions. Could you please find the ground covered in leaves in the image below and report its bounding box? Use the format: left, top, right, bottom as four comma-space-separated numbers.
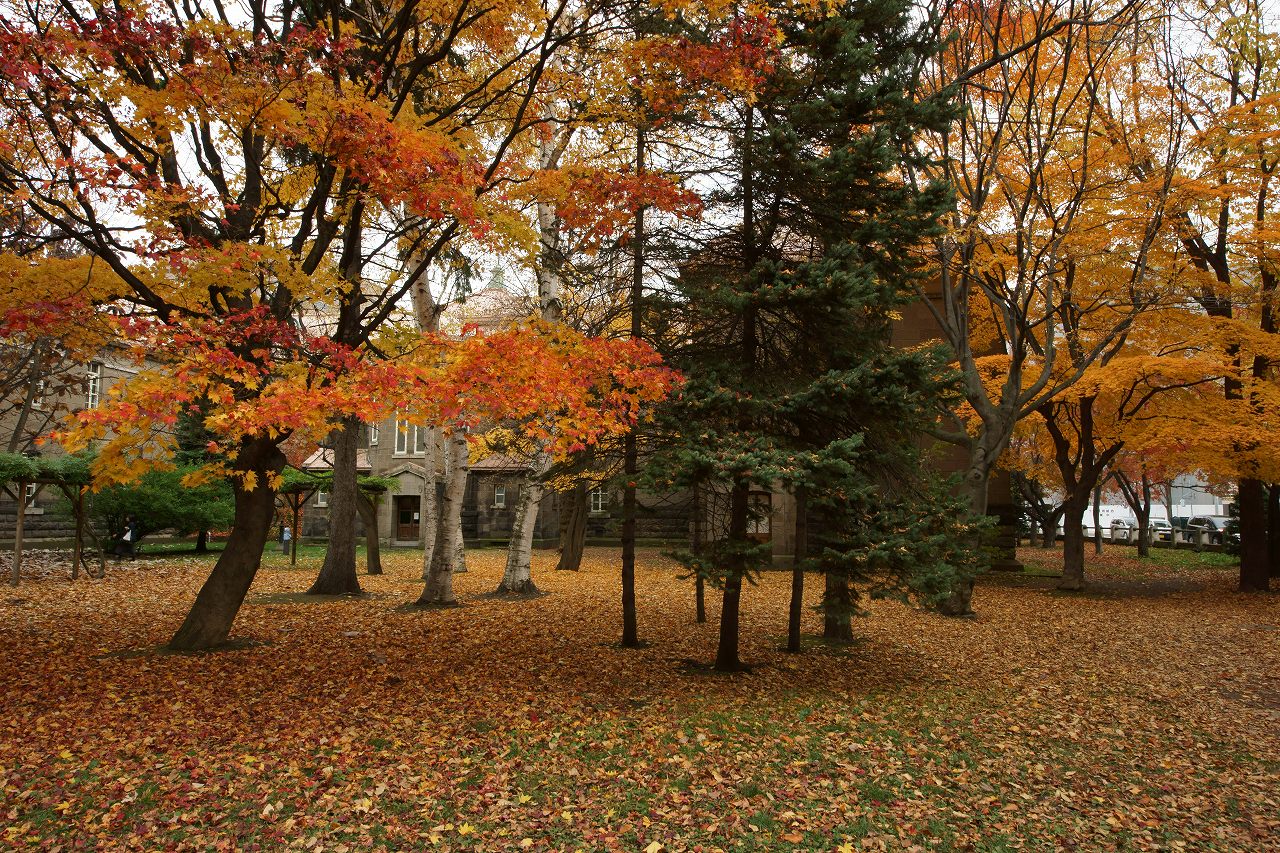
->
2, 545, 1277, 851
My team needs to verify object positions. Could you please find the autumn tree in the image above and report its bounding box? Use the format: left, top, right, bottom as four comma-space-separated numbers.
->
1023, 0, 1280, 589
910, 0, 1181, 611
406, 256, 475, 605
1108, 452, 1171, 557
1004, 419, 1066, 547
1150, 0, 1280, 591
0, 253, 123, 453
480, 4, 771, 624
0, 0, 680, 649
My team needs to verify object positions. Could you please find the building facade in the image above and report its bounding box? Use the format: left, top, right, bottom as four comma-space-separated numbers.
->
0, 350, 136, 541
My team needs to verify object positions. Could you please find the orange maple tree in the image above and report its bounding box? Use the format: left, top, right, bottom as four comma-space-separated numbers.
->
0, 0, 693, 649
911, 0, 1172, 607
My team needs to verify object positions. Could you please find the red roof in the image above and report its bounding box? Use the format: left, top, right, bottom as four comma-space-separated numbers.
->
301, 448, 373, 473
471, 453, 528, 472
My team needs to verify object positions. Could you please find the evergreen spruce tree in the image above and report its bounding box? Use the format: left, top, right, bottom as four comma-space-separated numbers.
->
649, 0, 975, 672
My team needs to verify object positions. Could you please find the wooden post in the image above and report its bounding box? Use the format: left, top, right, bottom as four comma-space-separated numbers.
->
291, 494, 303, 566
72, 488, 85, 581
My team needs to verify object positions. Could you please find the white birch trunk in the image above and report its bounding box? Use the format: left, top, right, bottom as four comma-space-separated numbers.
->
445, 430, 469, 574
499, 128, 568, 591
455, 530, 468, 573
409, 257, 446, 580
498, 450, 551, 594
419, 426, 443, 578
534, 148, 564, 323
420, 430, 468, 604
11, 482, 27, 585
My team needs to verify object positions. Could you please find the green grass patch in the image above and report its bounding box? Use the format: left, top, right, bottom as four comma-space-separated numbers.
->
1141, 548, 1238, 570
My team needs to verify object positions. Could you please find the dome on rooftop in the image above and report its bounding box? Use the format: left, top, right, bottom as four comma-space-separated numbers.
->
444, 270, 535, 332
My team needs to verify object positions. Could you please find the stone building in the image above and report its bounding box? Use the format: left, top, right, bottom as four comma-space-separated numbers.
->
0, 349, 137, 541
294, 270, 1019, 566
297, 427, 700, 552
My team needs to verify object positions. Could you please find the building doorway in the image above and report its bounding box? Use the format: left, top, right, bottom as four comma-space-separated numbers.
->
394, 495, 421, 541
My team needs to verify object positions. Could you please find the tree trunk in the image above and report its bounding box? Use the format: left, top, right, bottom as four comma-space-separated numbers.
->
692, 485, 706, 624
714, 571, 744, 672
453, 513, 468, 574
938, 467, 987, 615
169, 438, 285, 650
786, 487, 807, 654
71, 489, 84, 581
1135, 501, 1151, 558
556, 482, 587, 571
714, 480, 750, 671
8, 340, 46, 454
10, 480, 27, 586
1237, 477, 1269, 592
1059, 497, 1090, 591
1041, 516, 1059, 549
1268, 484, 1280, 579
497, 451, 548, 595
196, 529, 209, 553
290, 498, 303, 566
355, 491, 382, 575
494, 122, 566, 594
407, 250, 446, 578
1092, 487, 1103, 555
420, 431, 467, 605
823, 571, 854, 641
308, 417, 362, 596
419, 426, 443, 580
621, 433, 639, 645
620, 120, 646, 649
1012, 472, 1060, 552
1038, 397, 1124, 591
442, 431, 468, 574
74, 493, 107, 579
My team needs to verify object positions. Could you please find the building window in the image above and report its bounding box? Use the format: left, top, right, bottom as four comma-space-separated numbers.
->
494, 485, 506, 508
395, 416, 422, 456
395, 416, 409, 455
368, 422, 379, 446
24, 483, 37, 502
316, 491, 328, 507
87, 363, 101, 409
589, 487, 607, 513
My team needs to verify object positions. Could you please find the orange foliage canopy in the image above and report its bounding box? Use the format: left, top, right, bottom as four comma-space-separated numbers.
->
57, 309, 681, 489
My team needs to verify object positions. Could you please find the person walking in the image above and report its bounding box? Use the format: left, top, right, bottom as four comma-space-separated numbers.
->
115, 515, 139, 561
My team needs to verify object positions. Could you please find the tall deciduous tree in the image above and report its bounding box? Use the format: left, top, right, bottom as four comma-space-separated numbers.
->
0, 0, 677, 649
911, 0, 1174, 612
1157, 0, 1280, 591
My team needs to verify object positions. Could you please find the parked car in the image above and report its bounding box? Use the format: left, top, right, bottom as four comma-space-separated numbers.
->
1110, 518, 1173, 542
1186, 515, 1234, 545
1110, 518, 1137, 541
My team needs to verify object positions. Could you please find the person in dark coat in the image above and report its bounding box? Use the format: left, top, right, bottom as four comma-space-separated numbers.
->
115, 515, 139, 560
